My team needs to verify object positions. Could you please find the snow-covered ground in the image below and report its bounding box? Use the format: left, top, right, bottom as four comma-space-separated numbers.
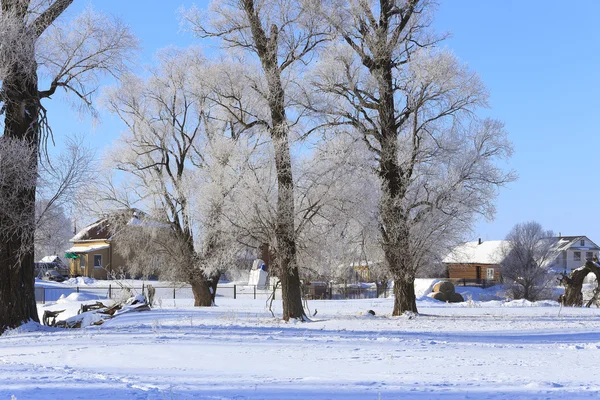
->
2, 291, 600, 400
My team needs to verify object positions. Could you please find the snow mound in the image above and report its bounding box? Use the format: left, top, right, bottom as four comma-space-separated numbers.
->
455, 285, 506, 301
503, 299, 559, 307
56, 292, 98, 303
65, 277, 96, 285
2, 321, 47, 336
414, 279, 439, 298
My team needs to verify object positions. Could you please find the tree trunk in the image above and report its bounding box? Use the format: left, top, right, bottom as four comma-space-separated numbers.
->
560, 261, 600, 307
0, 52, 41, 333
376, 278, 389, 298
207, 270, 220, 305
379, 139, 418, 315
371, 23, 419, 315
191, 278, 213, 307
272, 132, 306, 320
392, 274, 417, 315
242, 3, 305, 320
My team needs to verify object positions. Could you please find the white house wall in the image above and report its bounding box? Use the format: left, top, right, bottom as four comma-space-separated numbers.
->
548, 238, 599, 272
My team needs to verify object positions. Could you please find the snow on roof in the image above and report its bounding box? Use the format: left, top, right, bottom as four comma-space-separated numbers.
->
71, 210, 167, 242
38, 255, 66, 265
71, 220, 105, 241
549, 236, 600, 252
65, 244, 110, 254
443, 240, 510, 265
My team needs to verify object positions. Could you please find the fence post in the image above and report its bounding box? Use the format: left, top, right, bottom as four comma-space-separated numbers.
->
233, 284, 237, 299
109, 284, 112, 299
77, 286, 80, 293
173, 287, 176, 300
142, 283, 145, 296
42, 287, 45, 305
254, 285, 256, 300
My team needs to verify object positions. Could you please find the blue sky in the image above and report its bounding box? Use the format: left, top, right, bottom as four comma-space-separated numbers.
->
46, 0, 600, 242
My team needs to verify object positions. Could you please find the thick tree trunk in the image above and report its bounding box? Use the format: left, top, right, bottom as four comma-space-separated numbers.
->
372, 27, 419, 315
382, 217, 418, 314
191, 278, 213, 307
272, 131, 306, 320
392, 275, 417, 315
0, 53, 41, 333
560, 261, 600, 307
280, 264, 304, 320
378, 125, 418, 315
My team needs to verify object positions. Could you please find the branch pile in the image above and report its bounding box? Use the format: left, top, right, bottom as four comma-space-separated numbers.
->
42, 294, 151, 328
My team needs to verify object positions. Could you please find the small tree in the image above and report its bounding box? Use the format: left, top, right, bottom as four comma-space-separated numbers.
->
35, 136, 95, 259
500, 221, 555, 301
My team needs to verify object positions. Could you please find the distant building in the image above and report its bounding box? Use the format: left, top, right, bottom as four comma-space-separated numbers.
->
543, 236, 600, 273
443, 239, 506, 284
443, 235, 600, 285
35, 255, 69, 278
66, 209, 148, 279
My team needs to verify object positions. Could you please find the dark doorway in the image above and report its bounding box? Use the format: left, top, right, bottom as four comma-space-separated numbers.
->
476, 266, 481, 283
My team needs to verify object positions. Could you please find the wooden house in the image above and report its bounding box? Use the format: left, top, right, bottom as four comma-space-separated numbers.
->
443, 239, 506, 285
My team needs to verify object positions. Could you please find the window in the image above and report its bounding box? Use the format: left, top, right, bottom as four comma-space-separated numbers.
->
586, 252, 594, 261
486, 268, 495, 280
581, 240, 585, 246
80, 256, 85, 269
94, 255, 102, 268
574, 252, 581, 262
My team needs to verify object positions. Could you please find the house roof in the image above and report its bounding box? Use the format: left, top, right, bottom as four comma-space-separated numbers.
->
38, 255, 67, 265
549, 236, 600, 252
71, 209, 148, 242
443, 240, 510, 265
71, 220, 111, 241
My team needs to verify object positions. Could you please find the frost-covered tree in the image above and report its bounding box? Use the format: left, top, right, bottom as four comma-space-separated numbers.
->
500, 221, 556, 301
183, 0, 331, 320
34, 136, 94, 259
312, 0, 515, 314
34, 202, 71, 260
102, 48, 251, 306
0, 0, 136, 332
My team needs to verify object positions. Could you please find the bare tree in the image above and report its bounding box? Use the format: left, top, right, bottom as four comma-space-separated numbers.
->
102, 48, 249, 306
34, 202, 72, 260
0, 1, 137, 332
183, 0, 331, 320
500, 221, 556, 301
34, 135, 95, 260
312, 0, 515, 315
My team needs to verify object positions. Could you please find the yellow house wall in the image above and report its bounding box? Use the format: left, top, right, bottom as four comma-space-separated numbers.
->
87, 247, 110, 279
68, 240, 111, 279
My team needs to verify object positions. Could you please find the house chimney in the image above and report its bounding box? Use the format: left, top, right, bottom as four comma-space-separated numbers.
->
478, 238, 482, 245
